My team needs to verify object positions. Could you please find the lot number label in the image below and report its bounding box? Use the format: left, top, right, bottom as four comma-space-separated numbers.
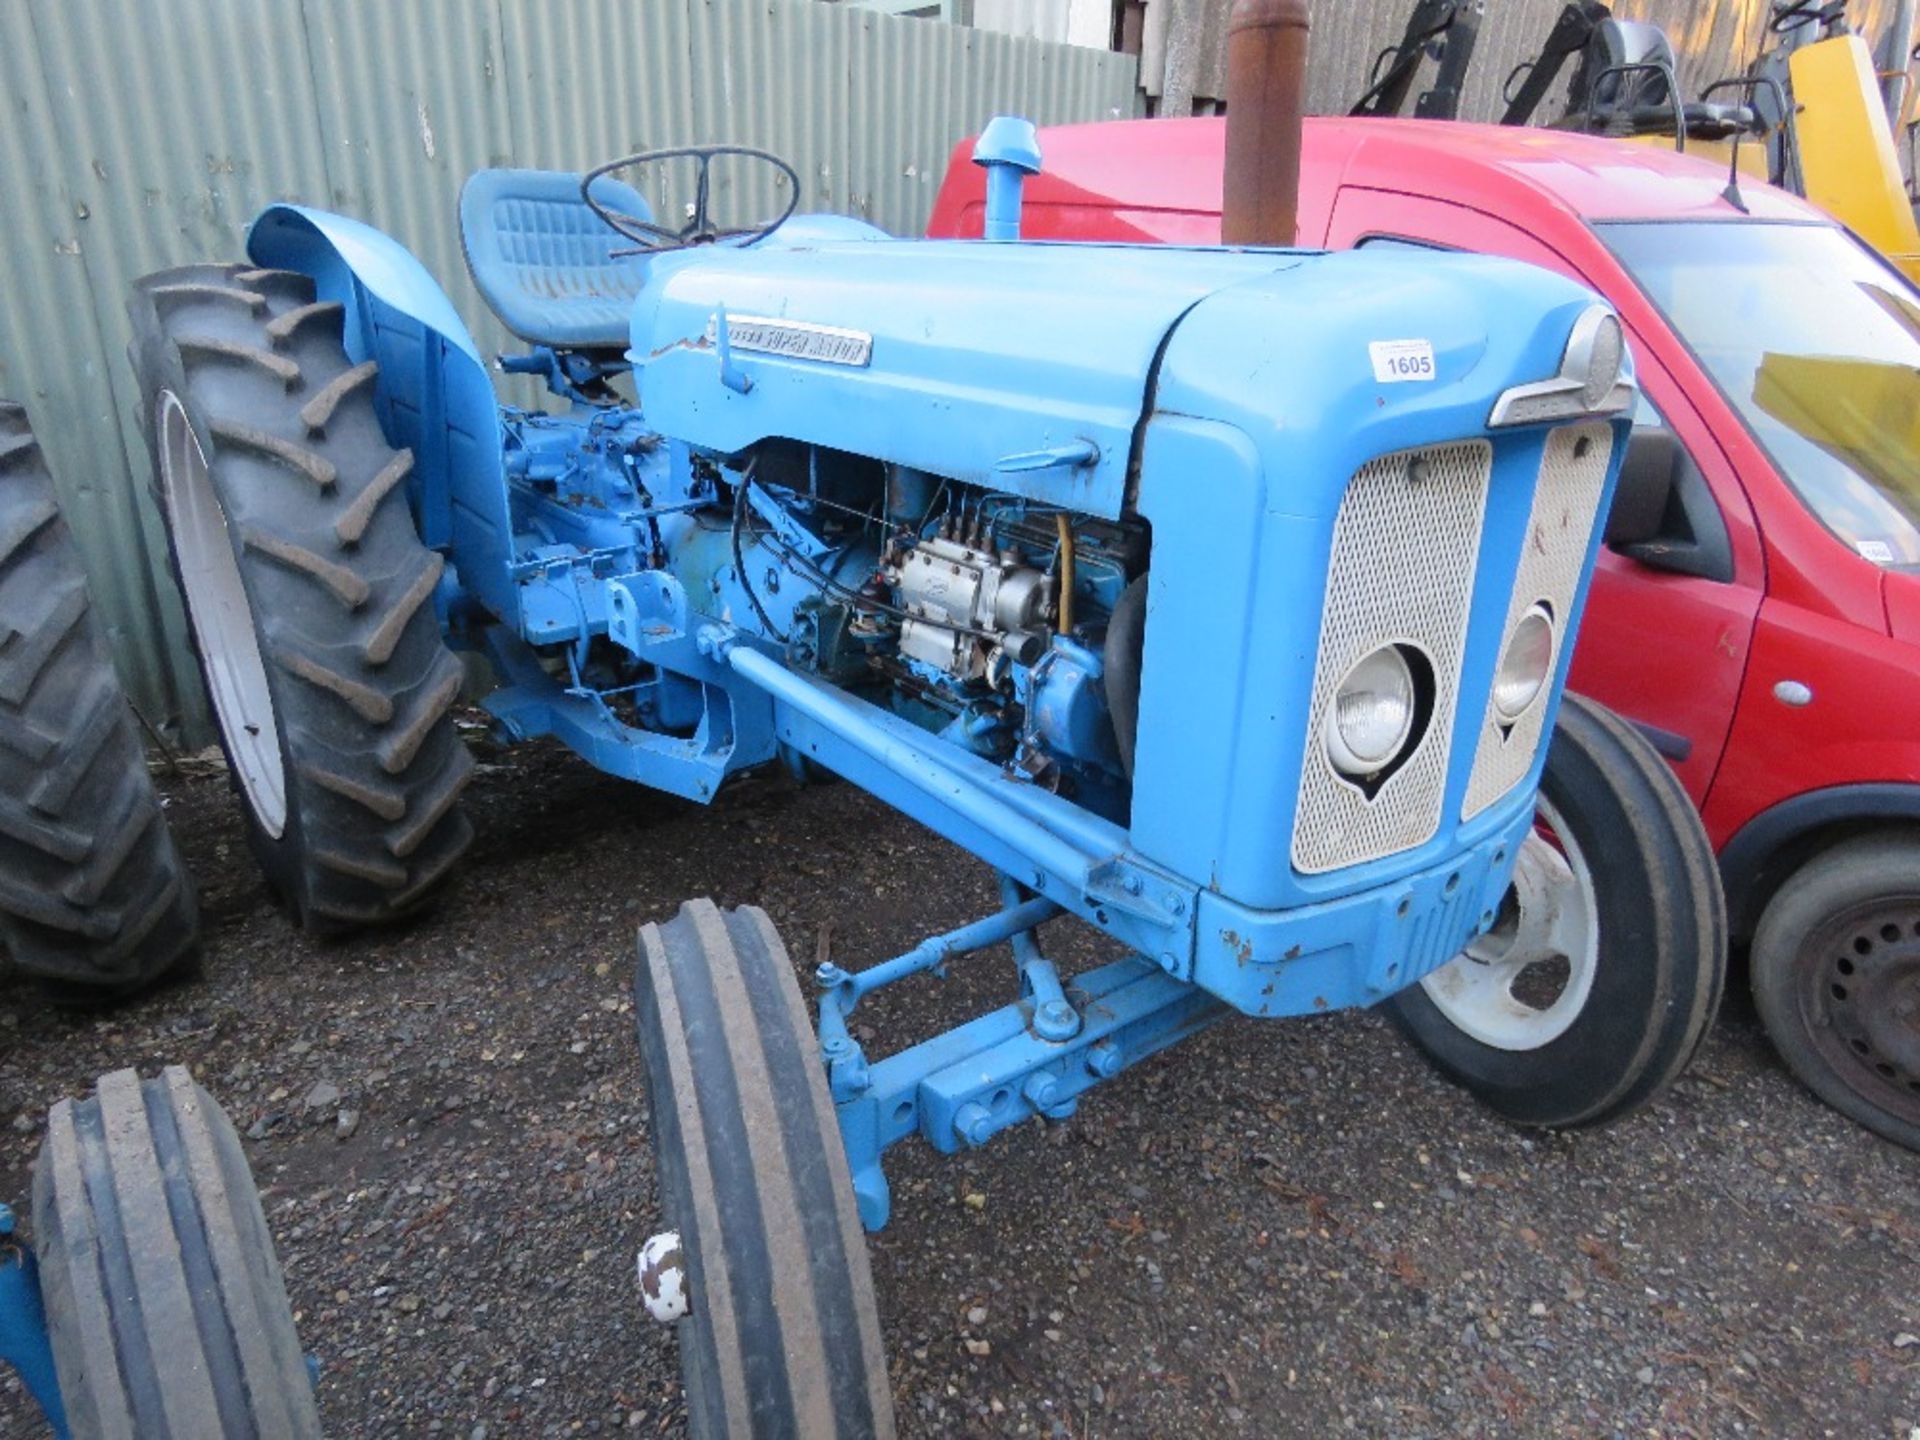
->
1369, 339, 1436, 384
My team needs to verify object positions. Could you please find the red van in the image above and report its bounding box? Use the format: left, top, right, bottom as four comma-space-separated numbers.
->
930, 117, 1920, 1151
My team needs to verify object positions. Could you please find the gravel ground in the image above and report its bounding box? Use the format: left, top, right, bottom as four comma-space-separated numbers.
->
3, 739, 1918, 1439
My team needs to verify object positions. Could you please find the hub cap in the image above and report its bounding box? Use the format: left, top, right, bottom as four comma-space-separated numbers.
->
1796, 901, 1920, 1127
1419, 798, 1598, 1051
156, 392, 287, 837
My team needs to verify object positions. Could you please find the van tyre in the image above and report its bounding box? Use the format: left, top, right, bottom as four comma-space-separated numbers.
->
1389, 693, 1725, 1128
0, 402, 198, 996
1751, 834, 1920, 1153
129, 264, 472, 935
33, 1066, 322, 1438
635, 900, 896, 1440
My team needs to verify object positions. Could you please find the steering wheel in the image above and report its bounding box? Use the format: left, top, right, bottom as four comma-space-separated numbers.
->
581, 145, 800, 255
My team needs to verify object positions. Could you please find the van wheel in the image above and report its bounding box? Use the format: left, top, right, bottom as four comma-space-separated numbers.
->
1751, 834, 1920, 1152
33, 1066, 322, 1437
1389, 694, 1725, 1128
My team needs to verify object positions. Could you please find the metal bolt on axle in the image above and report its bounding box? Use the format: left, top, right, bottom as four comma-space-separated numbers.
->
1023, 1072, 1060, 1110
952, 1102, 996, 1148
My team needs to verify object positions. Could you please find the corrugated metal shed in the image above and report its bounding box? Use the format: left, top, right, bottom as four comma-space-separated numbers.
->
0, 0, 1138, 741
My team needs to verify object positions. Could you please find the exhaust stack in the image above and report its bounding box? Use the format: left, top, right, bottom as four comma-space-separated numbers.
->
1221, 0, 1310, 247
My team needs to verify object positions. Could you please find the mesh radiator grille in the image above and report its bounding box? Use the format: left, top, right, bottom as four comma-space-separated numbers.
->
1463, 422, 1614, 819
1292, 441, 1493, 875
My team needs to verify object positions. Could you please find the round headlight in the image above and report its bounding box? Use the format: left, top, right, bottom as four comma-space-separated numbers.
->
1493, 606, 1555, 721
1326, 645, 1417, 777
1581, 313, 1624, 410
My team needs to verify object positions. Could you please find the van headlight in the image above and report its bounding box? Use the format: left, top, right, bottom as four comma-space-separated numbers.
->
1493, 604, 1555, 722
1327, 645, 1417, 777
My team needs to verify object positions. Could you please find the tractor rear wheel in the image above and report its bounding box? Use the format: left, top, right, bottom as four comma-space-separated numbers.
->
635, 900, 896, 1440
128, 264, 472, 934
1388, 693, 1725, 1128
1751, 834, 1920, 1153
0, 402, 198, 997
33, 1066, 321, 1438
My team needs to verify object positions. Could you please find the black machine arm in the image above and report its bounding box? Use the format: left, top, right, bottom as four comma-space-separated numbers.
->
1351, 0, 1484, 121
1501, 1, 1614, 127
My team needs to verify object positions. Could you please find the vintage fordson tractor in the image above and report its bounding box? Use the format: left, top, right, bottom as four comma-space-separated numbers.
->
1, 11, 1724, 1437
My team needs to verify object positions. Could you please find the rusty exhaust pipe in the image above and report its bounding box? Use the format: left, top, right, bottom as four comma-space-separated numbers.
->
1221, 0, 1310, 248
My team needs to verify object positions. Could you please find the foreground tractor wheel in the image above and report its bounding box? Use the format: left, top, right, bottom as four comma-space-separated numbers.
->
33, 1066, 321, 1438
0, 402, 197, 997
1389, 693, 1725, 1128
635, 900, 896, 1440
1751, 835, 1920, 1153
129, 264, 472, 934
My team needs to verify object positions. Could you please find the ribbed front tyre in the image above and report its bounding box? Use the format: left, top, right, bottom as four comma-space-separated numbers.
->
635, 900, 896, 1439
33, 1067, 321, 1438
0, 402, 197, 996
129, 265, 472, 934
1389, 693, 1725, 1128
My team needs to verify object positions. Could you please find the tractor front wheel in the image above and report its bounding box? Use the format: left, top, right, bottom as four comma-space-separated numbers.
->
635, 900, 896, 1439
33, 1067, 321, 1437
129, 264, 472, 934
1388, 693, 1725, 1128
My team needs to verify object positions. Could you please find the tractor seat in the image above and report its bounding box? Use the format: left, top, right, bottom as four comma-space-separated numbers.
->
1565, 99, 1760, 143
459, 168, 656, 351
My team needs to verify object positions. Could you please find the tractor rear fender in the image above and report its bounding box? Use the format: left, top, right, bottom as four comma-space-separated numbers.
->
246, 204, 516, 625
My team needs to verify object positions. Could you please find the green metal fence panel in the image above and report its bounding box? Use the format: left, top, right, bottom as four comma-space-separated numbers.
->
0, 0, 1138, 742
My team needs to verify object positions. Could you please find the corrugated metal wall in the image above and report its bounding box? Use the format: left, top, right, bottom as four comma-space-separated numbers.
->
0, 0, 1138, 741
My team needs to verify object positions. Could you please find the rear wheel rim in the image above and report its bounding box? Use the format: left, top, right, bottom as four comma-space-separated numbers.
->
1418, 797, 1599, 1051
1795, 899, 1920, 1127
156, 391, 287, 837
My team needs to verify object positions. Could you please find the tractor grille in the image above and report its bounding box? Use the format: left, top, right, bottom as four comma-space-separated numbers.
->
1291, 440, 1492, 875
1463, 422, 1615, 818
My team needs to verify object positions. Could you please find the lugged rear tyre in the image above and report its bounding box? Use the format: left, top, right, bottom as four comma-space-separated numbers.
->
32, 1066, 322, 1438
635, 900, 896, 1440
129, 264, 473, 934
1388, 693, 1726, 1128
0, 402, 197, 996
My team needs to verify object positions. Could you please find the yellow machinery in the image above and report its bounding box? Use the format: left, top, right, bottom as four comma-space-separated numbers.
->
1534, 2, 1920, 283
1785, 28, 1920, 281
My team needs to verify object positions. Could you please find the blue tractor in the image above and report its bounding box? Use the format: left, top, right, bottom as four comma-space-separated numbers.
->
2, 21, 1723, 1438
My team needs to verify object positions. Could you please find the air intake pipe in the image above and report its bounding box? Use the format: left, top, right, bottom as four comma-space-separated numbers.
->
1221, 0, 1310, 247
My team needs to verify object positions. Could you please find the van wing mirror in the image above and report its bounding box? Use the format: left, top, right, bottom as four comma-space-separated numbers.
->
1605, 427, 1734, 582
1605, 426, 1677, 549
